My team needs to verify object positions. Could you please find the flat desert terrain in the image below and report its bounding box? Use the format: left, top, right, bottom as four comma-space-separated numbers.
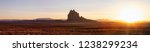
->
0, 20, 149, 35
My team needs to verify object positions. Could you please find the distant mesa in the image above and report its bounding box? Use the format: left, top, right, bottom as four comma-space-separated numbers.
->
67, 9, 89, 22
35, 18, 53, 20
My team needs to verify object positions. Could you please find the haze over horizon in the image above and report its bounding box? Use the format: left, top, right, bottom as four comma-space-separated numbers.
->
0, 0, 150, 21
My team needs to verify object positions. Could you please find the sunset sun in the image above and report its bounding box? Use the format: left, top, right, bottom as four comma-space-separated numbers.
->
117, 7, 144, 23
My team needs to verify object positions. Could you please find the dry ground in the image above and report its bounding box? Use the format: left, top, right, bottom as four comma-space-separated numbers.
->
0, 21, 149, 35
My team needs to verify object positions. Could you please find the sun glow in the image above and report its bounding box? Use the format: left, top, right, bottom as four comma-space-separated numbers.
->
117, 6, 144, 23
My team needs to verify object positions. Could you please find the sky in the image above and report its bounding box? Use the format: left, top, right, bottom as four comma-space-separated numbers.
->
0, 0, 150, 21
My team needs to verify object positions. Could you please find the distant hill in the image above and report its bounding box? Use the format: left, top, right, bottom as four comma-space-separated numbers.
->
34, 18, 53, 20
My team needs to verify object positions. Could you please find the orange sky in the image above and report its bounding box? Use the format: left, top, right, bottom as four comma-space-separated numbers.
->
0, 0, 150, 21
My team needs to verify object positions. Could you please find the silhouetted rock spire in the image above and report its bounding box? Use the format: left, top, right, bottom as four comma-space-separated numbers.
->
67, 9, 87, 22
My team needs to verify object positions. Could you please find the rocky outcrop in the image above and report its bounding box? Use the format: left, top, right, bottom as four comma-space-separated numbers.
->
67, 9, 87, 22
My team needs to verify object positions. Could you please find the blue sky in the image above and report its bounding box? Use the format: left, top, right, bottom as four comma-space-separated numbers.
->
0, 0, 150, 20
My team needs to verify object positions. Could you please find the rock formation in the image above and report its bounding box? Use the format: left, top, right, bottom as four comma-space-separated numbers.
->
67, 9, 87, 22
